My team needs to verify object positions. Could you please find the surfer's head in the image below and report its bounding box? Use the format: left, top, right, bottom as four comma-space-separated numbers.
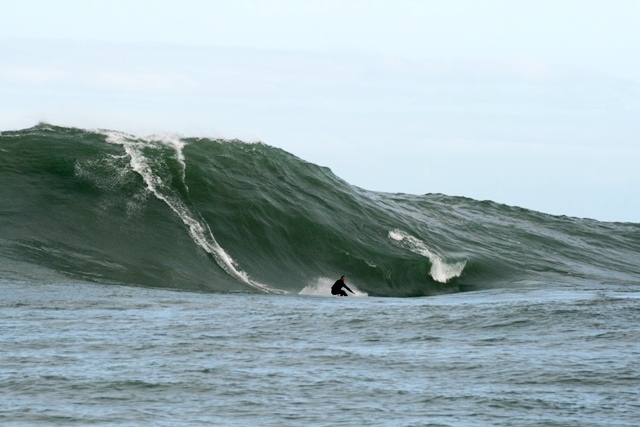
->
341, 275, 346, 281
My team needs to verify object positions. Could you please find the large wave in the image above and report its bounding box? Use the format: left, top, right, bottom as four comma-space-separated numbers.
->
1, 124, 639, 296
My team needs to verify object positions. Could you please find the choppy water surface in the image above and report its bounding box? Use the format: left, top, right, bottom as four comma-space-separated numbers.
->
2, 281, 639, 426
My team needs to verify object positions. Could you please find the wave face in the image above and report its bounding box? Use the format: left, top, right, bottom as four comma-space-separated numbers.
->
1, 124, 639, 296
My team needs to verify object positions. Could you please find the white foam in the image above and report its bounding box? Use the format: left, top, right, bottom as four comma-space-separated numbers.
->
389, 229, 466, 283
147, 133, 188, 189
299, 277, 368, 297
101, 130, 286, 294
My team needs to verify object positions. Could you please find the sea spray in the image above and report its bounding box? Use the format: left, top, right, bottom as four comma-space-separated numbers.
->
388, 229, 466, 283
298, 277, 368, 297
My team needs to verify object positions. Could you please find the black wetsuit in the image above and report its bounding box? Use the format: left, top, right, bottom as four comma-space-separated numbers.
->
331, 279, 353, 296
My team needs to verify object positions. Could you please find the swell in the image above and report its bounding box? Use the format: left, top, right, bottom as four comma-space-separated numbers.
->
1, 124, 639, 297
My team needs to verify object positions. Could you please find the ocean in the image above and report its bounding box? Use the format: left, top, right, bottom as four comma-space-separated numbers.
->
1, 124, 639, 426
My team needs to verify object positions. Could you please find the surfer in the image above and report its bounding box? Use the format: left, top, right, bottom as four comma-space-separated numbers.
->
331, 276, 354, 297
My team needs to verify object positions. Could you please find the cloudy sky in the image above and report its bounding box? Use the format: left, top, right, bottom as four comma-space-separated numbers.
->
1, 0, 639, 222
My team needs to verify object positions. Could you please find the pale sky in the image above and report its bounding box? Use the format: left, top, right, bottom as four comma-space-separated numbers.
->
1, 0, 639, 222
